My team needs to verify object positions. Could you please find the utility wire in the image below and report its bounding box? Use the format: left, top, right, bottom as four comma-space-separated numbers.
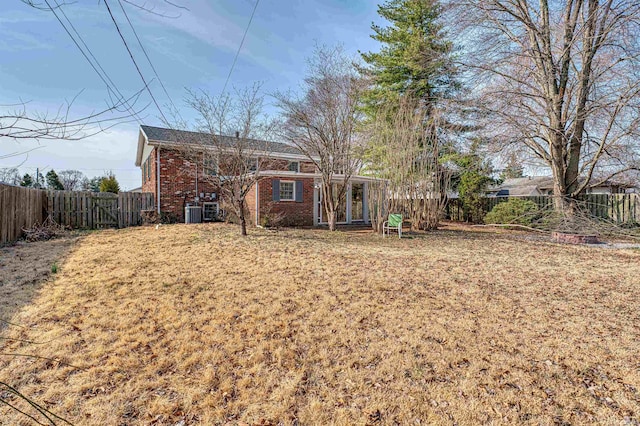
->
42, 0, 140, 120
221, 0, 260, 95
103, 0, 170, 124
50, 0, 144, 124
117, 0, 180, 117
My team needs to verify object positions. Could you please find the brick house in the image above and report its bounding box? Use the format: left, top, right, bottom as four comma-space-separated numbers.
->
135, 125, 376, 226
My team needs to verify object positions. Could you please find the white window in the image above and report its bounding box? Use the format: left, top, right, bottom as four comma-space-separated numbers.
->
280, 181, 295, 201
288, 161, 300, 173
203, 202, 219, 221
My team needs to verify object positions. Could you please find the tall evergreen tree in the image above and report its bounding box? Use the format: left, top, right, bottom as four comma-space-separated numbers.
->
361, 0, 461, 231
449, 140, 496, 223
82, 176, 103, 193
360, 0, 457, 115
20, 173, 33, 187
45, 170, 64, 190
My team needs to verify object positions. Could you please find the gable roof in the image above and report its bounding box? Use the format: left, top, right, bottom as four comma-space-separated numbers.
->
141, 125, 303, 155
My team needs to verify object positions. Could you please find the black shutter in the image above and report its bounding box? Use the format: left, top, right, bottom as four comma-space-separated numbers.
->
272, 179, 280, 202
295, 180, 303, 202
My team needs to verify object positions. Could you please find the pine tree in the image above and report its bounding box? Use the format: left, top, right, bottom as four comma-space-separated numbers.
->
20, 173, 33, 187
99, 173, 120, 194
450, 140, 496, 223
360, 0, 457, 115
500, 153, 524, 181
46, 170, 64, 190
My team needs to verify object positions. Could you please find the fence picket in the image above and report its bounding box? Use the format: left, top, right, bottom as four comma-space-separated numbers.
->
1, 184, 154, 244
446, 193, 640, 225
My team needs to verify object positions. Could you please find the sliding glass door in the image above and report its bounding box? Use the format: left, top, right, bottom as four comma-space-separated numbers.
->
351, 183, 363, 221
316, 182, 367, 224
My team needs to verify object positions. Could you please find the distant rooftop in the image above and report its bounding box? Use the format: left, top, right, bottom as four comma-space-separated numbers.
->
489, 175, 636, 196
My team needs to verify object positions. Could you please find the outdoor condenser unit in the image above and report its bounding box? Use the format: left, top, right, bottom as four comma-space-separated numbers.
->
185, 205, 202, 224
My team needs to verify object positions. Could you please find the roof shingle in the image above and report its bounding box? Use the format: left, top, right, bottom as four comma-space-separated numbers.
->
141, 125, 303, 156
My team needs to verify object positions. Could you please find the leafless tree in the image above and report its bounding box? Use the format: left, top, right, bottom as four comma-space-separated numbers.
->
1, 89, 146, 144
448, 0, 640, 212
170, 83, 275, 236
0, 168, 21, 186
366, 95, 452, 231
274, 45, 365, 231
57, 169, 86, 191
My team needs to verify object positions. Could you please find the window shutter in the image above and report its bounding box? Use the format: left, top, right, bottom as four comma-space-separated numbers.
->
295, 180, 303, 202
272, 179, 280, 202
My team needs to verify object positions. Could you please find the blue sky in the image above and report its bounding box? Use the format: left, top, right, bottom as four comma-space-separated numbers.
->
0, 0, 382, 189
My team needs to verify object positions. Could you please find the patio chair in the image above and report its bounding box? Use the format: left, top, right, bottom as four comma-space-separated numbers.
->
382, 214, 403, 238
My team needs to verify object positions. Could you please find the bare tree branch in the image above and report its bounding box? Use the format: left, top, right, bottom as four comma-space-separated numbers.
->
274, 45, 364, 231
449, 0, 640, 212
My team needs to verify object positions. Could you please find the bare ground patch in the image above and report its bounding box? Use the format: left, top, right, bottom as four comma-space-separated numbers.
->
0, 235, 82, 330
0, 224, 639, 425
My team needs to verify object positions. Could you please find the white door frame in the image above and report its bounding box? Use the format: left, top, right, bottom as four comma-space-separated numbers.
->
314, 180, 369, 225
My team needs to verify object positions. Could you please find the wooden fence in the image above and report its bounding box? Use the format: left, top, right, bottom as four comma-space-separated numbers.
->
0, 183, 154, 244
0, 184, 47, 245
47, 190, 155, 229
447, 193, 640, 224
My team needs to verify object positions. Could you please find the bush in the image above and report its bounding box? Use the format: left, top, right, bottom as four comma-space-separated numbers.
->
99, 174, 120, 193
484, 198, 540, 226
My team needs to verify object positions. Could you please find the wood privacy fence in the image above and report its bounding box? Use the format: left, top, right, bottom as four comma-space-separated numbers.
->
0, 184, 47, 245
0, 183, 154, 244
47, 190, 154, 229
447, 193, 640, 224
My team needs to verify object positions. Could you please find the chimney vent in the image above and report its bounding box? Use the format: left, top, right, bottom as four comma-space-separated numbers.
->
235, 131, 240, 138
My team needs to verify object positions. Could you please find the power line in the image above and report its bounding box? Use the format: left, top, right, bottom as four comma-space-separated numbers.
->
42, 0, 128, 107
103, 0, 170, 124
221, 0, 260, 95
117, 0, 180, 117
49, 0, 144, 124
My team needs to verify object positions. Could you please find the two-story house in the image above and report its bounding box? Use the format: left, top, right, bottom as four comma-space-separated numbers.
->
135, 125, 376, 226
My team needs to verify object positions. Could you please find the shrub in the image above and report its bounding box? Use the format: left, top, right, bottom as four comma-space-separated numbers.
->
99, 174, 120, 194
259, 202, 286, 228
484, 198, 540, 226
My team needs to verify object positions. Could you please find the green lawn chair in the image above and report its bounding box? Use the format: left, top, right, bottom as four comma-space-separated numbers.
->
382, 213, 403, 238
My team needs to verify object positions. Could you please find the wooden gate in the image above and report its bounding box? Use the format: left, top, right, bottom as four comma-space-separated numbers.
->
92, 193, 119, 228
47, 190, 154, 229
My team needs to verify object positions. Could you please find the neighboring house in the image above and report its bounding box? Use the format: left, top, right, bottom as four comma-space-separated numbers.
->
487, 176, 636, 197
135, 125, 375, 226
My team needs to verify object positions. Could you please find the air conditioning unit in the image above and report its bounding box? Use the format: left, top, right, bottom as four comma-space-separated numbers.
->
185, 205, 202, 224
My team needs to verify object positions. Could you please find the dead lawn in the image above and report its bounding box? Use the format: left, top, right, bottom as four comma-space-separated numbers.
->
0, 235, 81, 331
1, 224, 639, 425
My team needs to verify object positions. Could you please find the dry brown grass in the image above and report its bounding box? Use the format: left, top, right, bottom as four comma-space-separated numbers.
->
1, 223, 639, 425
1, 235, 80, 331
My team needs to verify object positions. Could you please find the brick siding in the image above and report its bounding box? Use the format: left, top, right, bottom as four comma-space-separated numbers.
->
141, 148, 157, 196
141, 147, 317, 225
158, 148, 220, 222
256, 177, 315, 227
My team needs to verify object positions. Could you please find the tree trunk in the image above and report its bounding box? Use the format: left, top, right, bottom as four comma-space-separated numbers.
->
238, 199, 247, 236
326, 210, 337, 231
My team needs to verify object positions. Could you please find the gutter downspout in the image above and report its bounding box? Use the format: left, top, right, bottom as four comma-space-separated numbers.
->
156, 147, 161, 214
255, 180, 260, 226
